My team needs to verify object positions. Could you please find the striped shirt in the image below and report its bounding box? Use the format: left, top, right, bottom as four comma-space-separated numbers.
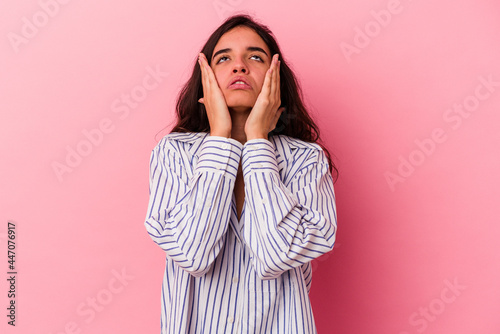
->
144, 132, 337, 333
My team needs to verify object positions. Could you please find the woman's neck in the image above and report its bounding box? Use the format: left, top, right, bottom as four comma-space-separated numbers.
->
229, 108, 251, 145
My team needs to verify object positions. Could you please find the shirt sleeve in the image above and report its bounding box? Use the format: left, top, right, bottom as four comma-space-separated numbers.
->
144, 136, 243, 277
241, 139, 337, 280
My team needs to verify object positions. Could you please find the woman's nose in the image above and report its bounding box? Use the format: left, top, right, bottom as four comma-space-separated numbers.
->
232, 58, 247, 73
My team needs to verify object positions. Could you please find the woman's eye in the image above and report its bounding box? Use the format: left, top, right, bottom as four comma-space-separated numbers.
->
216, 56, 229, 64
215, 55, 263, 64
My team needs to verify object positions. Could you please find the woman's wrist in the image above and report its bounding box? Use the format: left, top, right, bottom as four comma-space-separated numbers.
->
245, 132, 268, 141
210, 129, 232, 138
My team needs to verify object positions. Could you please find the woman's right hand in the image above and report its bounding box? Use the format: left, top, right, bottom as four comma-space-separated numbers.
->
198, 53, 232, 138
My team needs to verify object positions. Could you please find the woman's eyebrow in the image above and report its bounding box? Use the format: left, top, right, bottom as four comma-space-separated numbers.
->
212, 48, 231, 60
212, 47, 269, 60
247, 47, 268, 56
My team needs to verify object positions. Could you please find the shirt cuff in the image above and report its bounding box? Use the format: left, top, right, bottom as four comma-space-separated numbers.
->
195, 136, 243, 176
242, 139, 279, 178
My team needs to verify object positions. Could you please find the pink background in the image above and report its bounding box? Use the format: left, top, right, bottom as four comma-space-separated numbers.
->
1, 0, 499, 333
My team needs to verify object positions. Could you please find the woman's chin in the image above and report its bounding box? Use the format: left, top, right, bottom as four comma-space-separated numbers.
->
224, 92, 256, 111
226, 102, 254, 113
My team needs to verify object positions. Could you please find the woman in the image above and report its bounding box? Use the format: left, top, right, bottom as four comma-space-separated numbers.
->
145, 14, 337, 333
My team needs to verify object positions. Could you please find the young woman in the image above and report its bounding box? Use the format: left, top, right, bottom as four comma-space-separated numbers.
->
145, 14, 337, 333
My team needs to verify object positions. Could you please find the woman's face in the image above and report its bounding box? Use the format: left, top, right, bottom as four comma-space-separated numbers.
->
210, 26, 272, 112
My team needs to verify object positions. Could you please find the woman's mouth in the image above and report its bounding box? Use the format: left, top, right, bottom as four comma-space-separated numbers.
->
228, 77, 252, 89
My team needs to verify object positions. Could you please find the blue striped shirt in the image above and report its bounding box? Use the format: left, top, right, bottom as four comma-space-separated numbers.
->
145, 132, 337, 333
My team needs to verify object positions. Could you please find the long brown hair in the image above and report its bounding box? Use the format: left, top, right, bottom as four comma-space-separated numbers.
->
170, 14, 338, 180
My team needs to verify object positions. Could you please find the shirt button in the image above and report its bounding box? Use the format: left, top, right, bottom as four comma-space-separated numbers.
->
228, 316, 234, 323
255, 163, 263, 168
232, 277, 239, 284
261, 198, 267, 205
221, 144, 229, 150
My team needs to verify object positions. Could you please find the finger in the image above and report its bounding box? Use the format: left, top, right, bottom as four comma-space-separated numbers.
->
198, 59, 207, 102
274, 57, 280, 101
261, 62, 273, 98
200, 54, 214, 104
203, 55, 220, 89
269, 54, 279, 103
276, 59, 281, 104
198, 53, 206, 74
200, 53, 222, 97
200, 54, 212, 85
199, 54, 208, 91
199, 55, 214, 115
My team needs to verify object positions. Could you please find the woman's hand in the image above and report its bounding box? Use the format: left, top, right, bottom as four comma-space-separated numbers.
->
198, 53, 232, 138
244, 54, 285, 141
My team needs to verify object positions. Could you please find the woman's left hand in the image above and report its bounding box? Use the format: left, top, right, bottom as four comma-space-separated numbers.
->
245, 54, 285, 141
